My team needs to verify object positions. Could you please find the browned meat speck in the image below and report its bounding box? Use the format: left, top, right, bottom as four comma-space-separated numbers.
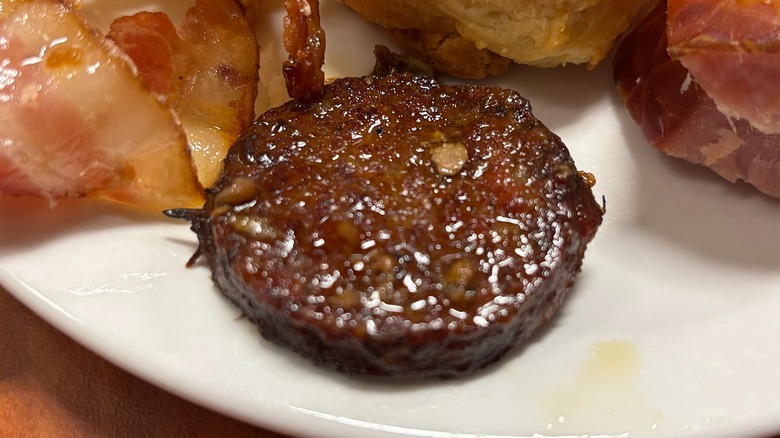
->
372, 44, 437, 78
187, 72, 603, 378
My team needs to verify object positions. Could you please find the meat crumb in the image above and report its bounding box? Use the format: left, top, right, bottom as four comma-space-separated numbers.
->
431, 142, 468, 176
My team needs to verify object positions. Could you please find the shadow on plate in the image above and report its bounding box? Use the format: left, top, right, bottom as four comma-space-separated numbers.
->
0, 197, 175, 251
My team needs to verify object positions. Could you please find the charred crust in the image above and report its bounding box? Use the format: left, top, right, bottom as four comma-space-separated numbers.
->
163, 208, 203, 220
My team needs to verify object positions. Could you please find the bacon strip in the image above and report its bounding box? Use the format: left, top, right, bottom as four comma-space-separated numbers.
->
109, 0, 259, 188
0, 0, 203, 209
282, 0, 325, 102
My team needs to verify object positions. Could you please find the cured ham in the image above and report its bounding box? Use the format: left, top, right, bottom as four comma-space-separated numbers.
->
108, 0, 259, 188
667, 0, 780, 135
613, 0, 780, 198
0, 0, 203, 209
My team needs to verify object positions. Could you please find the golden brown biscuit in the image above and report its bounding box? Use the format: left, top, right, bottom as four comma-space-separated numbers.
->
344, 0, 659, 77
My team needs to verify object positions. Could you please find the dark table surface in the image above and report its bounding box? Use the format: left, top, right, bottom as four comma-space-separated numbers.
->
0, 286, 291, 438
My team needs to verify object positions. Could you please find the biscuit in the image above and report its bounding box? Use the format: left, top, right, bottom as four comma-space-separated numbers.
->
344, 0, 659, 77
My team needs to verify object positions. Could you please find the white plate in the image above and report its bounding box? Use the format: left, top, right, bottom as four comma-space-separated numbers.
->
2, 1, 780, 437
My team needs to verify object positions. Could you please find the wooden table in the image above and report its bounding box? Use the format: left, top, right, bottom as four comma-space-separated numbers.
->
0, 286, 290, 438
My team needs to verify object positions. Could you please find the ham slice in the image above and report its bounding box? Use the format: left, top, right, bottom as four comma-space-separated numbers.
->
667, 0, 780, 135
613, 0, 780, 198
0, 0, 203, 209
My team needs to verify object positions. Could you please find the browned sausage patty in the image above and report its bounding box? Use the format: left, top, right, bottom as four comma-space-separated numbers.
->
183, 73, 602, 378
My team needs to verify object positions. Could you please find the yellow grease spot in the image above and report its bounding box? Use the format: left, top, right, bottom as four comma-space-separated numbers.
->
46, 45, 83, 69
540, 340, 662, 435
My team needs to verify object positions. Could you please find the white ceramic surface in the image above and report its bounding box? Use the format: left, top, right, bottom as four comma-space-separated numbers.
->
2, 1, 780, 437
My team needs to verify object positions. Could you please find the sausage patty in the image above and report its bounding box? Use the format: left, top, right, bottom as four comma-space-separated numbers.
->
182, 72, 602, 378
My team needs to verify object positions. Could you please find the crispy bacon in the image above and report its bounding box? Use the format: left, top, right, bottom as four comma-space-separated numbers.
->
109, 0, 259, 188
613, 1, 780, 198
0, 0, 203, 209
282, 0, 325, 102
